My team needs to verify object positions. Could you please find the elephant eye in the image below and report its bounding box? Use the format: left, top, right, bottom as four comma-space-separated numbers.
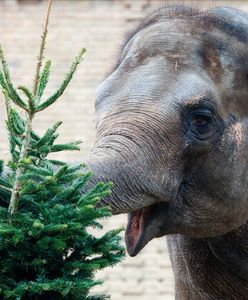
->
191, 113, 212, 128
188, 107, 216, 139
183, 102, 223, 143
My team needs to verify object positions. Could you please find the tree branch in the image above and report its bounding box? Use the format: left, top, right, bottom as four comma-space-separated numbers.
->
33, 0, 53, 96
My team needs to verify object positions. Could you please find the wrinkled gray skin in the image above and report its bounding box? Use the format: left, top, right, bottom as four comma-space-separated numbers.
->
87, 5, 248, 299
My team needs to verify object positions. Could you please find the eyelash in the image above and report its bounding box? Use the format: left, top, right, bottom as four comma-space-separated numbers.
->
184, 107, 216, 138
191, 114, 213, 127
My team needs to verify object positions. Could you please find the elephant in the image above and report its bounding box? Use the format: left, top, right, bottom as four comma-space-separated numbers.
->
87, 5, 248, 299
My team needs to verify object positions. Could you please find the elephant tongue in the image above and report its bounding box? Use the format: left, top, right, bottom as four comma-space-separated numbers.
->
125, 207, 150, 257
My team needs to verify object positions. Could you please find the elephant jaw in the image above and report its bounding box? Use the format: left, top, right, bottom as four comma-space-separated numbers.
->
125, 202, 172, 256
125, 207, 150, 256
125, 204, 163, 256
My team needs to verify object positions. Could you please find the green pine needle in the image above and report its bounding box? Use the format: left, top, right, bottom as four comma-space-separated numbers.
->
0, 3, 124, 299
37, 60, 51, 99
0, 45, 28, 111
36, 48, 86, 112
17, 86, 33, 101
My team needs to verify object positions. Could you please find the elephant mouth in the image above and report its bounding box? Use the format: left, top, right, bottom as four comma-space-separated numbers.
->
125, 201, 171, 256
125, 207, 150, 256
125, 203, 163, 256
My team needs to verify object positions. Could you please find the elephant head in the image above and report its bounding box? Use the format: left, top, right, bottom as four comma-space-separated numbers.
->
87, 5, 248, 257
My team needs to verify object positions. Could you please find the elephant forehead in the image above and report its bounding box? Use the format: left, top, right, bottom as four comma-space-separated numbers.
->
96, 23, 214, 108
96, 19, 247, 119
121, 21, 199, 66
121, 21, 247, 103
96, 56, 171, 108
96, 62, 216, 115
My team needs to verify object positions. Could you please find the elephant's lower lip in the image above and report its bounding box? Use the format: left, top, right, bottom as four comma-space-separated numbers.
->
125, 206, 151, 256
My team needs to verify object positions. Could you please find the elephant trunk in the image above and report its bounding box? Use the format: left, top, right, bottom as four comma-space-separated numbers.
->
86, 143, 163, 215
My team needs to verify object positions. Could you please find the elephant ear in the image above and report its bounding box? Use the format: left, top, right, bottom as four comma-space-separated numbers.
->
208, 224, 248, 281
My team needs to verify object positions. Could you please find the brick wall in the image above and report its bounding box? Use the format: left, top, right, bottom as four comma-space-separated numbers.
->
1, 1, 248, 299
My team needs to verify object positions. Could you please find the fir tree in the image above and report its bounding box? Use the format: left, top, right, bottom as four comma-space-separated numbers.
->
0, 1, 125, 299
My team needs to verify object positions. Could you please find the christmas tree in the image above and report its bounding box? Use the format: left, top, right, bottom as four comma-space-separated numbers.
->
0, 1, 124, 299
